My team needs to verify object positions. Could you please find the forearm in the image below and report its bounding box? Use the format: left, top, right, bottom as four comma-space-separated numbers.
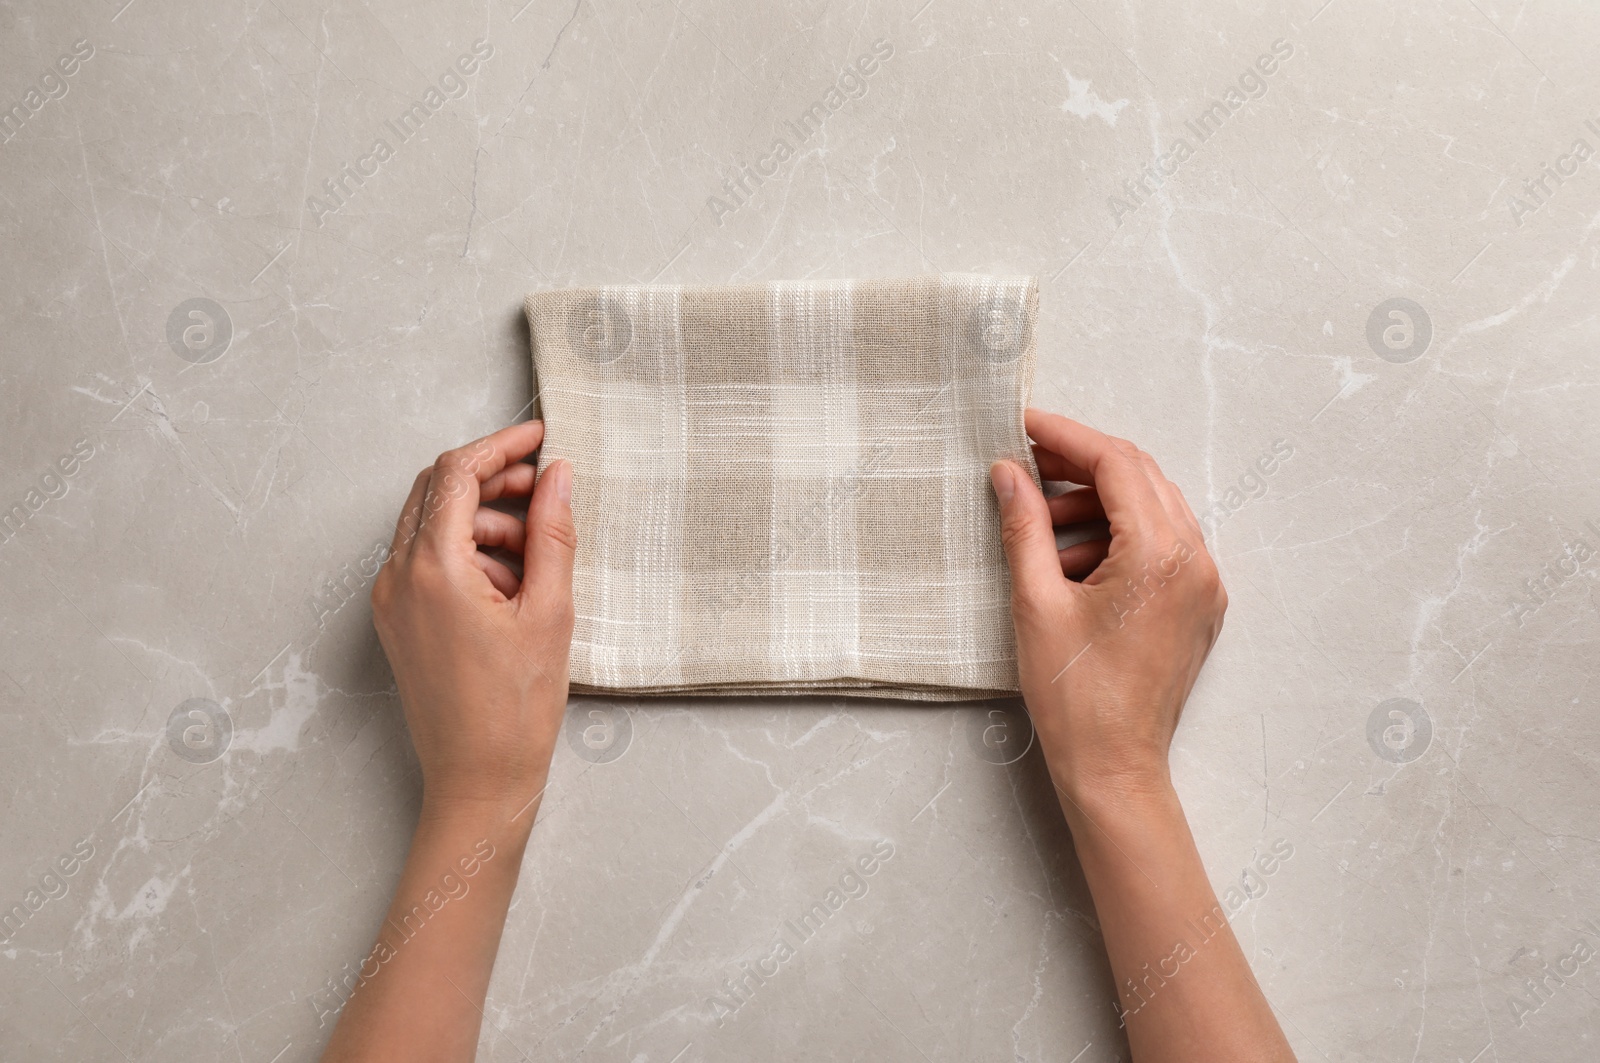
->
1051, 770, 1295, 1063
320, 794, 538, 1062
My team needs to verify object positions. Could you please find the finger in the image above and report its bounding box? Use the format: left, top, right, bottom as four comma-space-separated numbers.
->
990, 459, 1065, 601
1158, 470, 1203, 541
1047, 487, 1104, 527
390, 467, 434, 559
1158, 477, 1205, 544
1026, 409, 1168, 538
474, 507, 527, 552
1107, 436, 1192, 538
1113, 445, 1209, 565
473, 550, 521, 600
1059, 537, 1110, 578
480, 461, 538, 503
418, 422, 546, 553
519, 459, 577, 612
1032, 444, 1093, 485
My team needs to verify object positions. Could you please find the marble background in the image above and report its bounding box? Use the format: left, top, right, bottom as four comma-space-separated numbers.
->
2, 0, 1598, 1059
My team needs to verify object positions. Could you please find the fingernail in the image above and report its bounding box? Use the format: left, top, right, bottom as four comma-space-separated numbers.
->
554, 459, 572, 505
989, 461, 1014, 505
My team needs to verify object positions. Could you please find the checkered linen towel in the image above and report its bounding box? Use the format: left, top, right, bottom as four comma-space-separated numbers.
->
525, 274, 1041, 701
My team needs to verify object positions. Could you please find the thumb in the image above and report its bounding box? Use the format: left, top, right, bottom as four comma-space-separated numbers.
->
520, 458, 577, 616
989, 460, 1064, 601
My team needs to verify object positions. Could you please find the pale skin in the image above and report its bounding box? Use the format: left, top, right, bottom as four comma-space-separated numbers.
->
319, 411, 1296, 1063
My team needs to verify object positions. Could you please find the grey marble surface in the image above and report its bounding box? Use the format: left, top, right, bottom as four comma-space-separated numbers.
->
2, 0, 1598, 1060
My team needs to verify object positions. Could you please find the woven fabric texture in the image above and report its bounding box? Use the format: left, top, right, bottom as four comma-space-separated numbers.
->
525, 274, 1041, 701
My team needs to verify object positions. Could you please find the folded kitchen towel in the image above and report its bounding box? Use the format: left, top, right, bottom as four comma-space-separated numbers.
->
525, 274, 1041, 701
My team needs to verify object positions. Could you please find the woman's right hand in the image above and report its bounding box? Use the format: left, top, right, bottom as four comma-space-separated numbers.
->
992, 411, 1294, 1061
988, 409, 1228, 809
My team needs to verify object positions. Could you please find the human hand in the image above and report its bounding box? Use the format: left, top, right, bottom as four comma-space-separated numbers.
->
371, 421, 576, 821
989, 410, 1226, 808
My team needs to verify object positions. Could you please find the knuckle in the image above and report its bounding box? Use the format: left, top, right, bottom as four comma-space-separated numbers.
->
433, 466, 473, 500
1009, 579, 1057, 628
397, 509, 424, 546
370, 571, 392, 613
1122, 524, 1157, 555
1190, 555, 1224, 598
1005, 554, 1052, 602
525, 586, 576, 635
406, 548, 451, 588
1008, 575, 1042, 611
436, 451, 476, 481
998, 517, 1037, 560
538, 515, 579, 554
546, 593, 576, 629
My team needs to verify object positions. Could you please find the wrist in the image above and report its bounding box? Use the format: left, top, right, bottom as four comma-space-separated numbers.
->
418, 781, 545, 849
1050, 775, 1190, 885
1037, 745, 1179, 829
1035, 726, 1172, 802
1061, 771, 1179, 824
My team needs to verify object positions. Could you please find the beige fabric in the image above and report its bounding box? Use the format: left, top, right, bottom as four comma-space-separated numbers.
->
525, 274, 1041, 701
